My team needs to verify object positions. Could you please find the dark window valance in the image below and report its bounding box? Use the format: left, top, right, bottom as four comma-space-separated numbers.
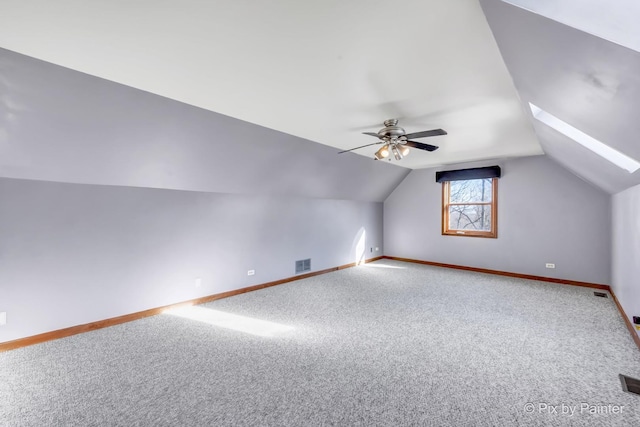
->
435, 166, 501, 183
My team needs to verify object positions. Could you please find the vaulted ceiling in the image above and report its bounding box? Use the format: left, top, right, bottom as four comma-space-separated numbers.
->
0, 0, 541, 170
1, 0, 639, 193
481, 0, 640, 194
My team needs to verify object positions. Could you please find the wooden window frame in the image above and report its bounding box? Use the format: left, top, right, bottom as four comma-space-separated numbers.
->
442, 178, 498, 238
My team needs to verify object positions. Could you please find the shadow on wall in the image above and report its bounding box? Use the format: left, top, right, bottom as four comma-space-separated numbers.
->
352, 227, 366, 266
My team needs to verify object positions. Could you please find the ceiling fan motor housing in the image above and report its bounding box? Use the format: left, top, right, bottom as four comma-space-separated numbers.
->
379, 119, 406, 140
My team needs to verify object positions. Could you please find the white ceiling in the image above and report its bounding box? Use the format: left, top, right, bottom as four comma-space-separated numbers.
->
0, 0, 543, 169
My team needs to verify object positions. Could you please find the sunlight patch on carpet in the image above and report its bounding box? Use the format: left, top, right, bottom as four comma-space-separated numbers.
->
163, 306, 295, 337
361, 263, 405, 269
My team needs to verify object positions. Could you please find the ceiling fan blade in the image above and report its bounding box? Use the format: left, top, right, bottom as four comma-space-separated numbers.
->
338, 142, 382, 154
362, 132, 381, 138
405, 140, 439, 152
404, 128, 447, 139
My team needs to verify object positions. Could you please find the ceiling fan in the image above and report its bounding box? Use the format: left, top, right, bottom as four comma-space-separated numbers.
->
339, 119, 447, 160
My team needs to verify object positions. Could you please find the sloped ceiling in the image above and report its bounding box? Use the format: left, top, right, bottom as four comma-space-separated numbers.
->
481, 0, 640, 194
0, 0, 542, 170
0, 48, 409, 202
501, 0, 640, 53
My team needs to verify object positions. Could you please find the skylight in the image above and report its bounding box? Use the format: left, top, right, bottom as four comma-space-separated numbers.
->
529, 103, 640, 173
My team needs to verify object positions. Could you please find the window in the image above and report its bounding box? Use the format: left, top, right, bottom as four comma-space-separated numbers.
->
442, 178, 497, 238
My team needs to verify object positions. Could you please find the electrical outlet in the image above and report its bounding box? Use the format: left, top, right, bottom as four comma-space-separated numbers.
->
0, 312, 6, 326
247, 269, 255, 276
545, 263, 555, 269
370, 247, 373, 253
195, 277, 202, 288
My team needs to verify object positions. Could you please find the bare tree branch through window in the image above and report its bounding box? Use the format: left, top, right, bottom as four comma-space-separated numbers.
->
442, 178, 497, 238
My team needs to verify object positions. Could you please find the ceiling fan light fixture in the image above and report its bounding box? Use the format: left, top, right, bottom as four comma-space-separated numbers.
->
397, 144, 410, 156
374, 144, 390, 160
392, 145, 403, 160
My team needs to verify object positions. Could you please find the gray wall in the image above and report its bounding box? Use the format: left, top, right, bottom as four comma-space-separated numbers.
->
384, 155, 611, 284
0, 177, 383, 342
0, 48, 404, 343
612, 183, 640, 338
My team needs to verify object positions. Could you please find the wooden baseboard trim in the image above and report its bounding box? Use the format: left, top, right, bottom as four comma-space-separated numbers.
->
609, 289, 640, 351
384, 256, 640, 352
0, 256, 383, 352
382, 256, 610, 290
9, 255, 633, 353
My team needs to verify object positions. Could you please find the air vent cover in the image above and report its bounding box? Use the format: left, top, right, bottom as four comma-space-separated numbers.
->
295, 258, 311, 274
619, 374, 640, 396
593, 292, 608, 298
